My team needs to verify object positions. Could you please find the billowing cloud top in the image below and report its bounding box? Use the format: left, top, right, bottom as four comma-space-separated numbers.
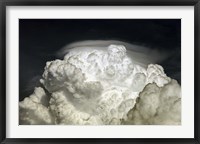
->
19, 44, 181, 125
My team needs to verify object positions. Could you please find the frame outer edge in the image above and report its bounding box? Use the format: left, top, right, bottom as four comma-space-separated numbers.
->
0, 0, 6, 144
1, 0, 199, 6
0, 0, 199, 144
195, 1, 200, 143
0, 0, 2, 141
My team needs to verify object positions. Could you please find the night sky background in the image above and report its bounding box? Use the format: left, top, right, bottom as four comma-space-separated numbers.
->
19, 19, 181, 101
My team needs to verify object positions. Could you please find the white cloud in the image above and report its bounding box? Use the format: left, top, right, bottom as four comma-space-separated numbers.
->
19, 87, 53, 125
123, 80, 181, 125
19, 44, 180, 125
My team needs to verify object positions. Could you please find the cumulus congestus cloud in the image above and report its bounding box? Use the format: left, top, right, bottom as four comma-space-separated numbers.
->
123, 80, 181, 125
19, 44, 181, 125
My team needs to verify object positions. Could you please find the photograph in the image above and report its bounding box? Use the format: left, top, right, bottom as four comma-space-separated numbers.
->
19, 19, 181, 125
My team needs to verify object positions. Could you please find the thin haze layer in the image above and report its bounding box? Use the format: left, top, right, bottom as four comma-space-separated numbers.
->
57, 40, 169, 68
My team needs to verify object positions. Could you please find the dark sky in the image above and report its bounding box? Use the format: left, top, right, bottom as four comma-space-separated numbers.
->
19, 19, 181, 101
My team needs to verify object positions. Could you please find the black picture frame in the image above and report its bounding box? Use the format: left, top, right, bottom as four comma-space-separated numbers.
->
0, 0, 199, 144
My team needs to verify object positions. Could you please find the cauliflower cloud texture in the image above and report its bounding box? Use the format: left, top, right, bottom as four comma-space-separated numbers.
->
19, 44, 181, 125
